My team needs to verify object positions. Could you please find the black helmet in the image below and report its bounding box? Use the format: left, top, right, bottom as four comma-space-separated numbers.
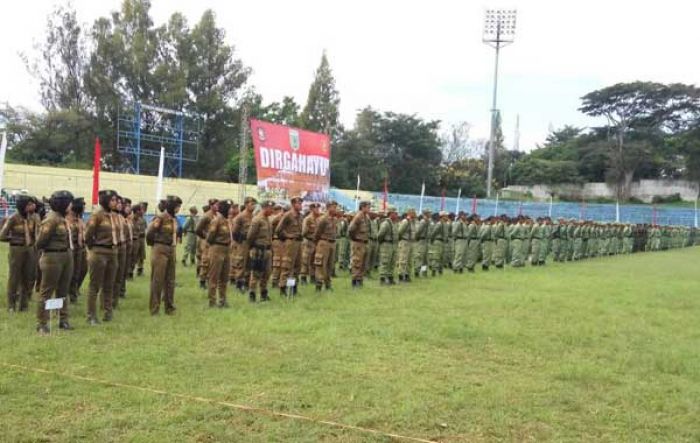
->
165, 195, 182, 216
15, 194, 35, 216
71, 197, 85, 216
98, 190, 118, 211
218, 199, 233, 217
49, 190, 74, 216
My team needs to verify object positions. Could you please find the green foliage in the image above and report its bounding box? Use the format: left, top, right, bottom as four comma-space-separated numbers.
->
300, 52, 340, 135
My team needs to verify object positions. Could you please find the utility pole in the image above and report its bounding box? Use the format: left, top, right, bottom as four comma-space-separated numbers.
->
239, 104, 249, 203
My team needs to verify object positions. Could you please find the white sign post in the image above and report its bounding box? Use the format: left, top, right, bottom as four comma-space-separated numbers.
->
45, 298, 64, 334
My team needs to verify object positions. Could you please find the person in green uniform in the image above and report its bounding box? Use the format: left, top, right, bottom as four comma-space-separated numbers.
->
0, 194, 39, 312
377, 207, 398, 285
84, 190, 119, 324
479, 216, 494, 271
452, 212, 468, 273
492, 215, 507, 268
572, 221, 584, 260
335, 212, 349, 272
412, 210, 431, 277
396, 208, 415, 282
429, 212, 449, 276
465, 215, 480, 272
35, 191, 75, 334
443, 213, 454, 271
146, 195, 182, 315
182, 206, 199, 267
366, 210, 379, 278
510, 216, 525, 267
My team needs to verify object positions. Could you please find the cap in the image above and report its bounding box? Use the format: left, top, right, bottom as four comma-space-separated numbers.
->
308, 202, 320, 209
290, 197, 303, 204
208, 198, 219, 206
326, 200, 338, 208
386, 205, 398, 213
244, 196, 258, 205
406, 207, 416, 214
439, 211, 448, 217
260, 200, 275, 208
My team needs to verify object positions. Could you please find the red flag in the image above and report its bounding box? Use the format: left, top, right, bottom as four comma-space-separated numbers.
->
92, 137, 101, 205
382, 177, 388, 211
441, 189, 446, 211
471, 195, 477, 214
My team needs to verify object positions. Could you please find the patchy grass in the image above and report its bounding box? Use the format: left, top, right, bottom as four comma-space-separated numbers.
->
1, 244, 699, 442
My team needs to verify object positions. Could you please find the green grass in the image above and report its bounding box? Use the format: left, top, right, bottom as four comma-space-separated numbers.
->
1, 245, 699, 442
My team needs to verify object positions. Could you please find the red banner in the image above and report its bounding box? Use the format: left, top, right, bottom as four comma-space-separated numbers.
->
250, 119, 331, 201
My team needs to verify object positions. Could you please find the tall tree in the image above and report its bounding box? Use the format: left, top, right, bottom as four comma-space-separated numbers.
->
300, 52, 340, 135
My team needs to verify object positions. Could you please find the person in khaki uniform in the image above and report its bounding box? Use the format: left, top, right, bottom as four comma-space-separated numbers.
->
195, 199, 218, 289
67, 197, 87, 303
275, 197, 303, 297
35, 191, 75, 334
121, 198, 135, 293
85, 190, 119, 325
206, 199, 233, 308
182, 206, 198, 267
129, 202, 146, 278
0, 194, 39, 312
300, 203, 320, 285
366, 211, 379, 278
348, 201, 371, 289
313, 201, 338, 292
146, 195, 181, 315
247, 201, 275, 302
269, 204, 284, 288
195, 204, 209, 275
226, 203, 241, 283
412, 210, 431, 278
377, 207, 398, 285
231, 197, 256, 292
111, 196, 128, 309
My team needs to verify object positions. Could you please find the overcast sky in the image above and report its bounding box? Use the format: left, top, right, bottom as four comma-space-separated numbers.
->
1, 0, 698, 150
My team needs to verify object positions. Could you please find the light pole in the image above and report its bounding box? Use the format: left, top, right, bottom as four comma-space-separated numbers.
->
483, 9, 517, 198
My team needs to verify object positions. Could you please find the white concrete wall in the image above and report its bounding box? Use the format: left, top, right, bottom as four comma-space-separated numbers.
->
504, 180, 700, 203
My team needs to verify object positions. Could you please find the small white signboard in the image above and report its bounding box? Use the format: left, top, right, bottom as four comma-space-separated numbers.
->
45, 298, 64, 310
286, 278, 296, 288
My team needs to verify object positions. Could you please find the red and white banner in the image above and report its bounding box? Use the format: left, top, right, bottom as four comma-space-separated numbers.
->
250, 119, 331, 201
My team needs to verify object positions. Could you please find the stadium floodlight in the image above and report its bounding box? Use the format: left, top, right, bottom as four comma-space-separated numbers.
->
483, 8, 517, 198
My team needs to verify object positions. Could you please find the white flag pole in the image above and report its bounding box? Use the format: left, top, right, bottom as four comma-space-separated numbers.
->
615, 199, 620, 223
0, 132, 7, 218
418, 182, 425, 213
355, 174, 360, 211
155, 146, 165, 203
455, 188, 461, 213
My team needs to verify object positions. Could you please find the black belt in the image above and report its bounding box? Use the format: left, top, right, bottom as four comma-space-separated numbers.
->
253, 245, 271, 250
213, 242, 230, 247
154, 241, 175, 246
10, 244, 31, 247
93, 244, 116, 249
44, 248, 68, 253
323, 239, 336, 243
455, 237, 466, 239
354, 240, 368, 244
379, 240, 395, 244
139, 235, 146, 238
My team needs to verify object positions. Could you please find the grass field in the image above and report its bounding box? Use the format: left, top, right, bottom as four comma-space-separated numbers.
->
1, 245, 699, 442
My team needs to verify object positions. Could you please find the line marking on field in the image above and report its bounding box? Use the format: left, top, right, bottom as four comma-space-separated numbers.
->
1, 362, 438, 443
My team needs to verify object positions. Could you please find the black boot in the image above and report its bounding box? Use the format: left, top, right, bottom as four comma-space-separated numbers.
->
261, 290, 270, 302
199, 279, 206, 290
379, 277, 387, 285
310, 276, 316, 284
103, 312, 113, 322
468, 268, 475, 273
358, 279, 364, 288
58, 320, 73, 330
219, 299, 230, 308
36, 324, 50, 335
404, 274, 411, 283
280, 287, 288, 297
315, 283, 322, 293
137, 268, 143, 276
292, 285, 298, 296
249, 292, 256, 303
87, 316, 100, 326
482, 264, 489, 271
388, 277, 395, 285
431, 269, 436, 277
351, 279, 358, 289
414, 270, 420, 278
181, 259, 186, 266
300, 276, 308, 285
325, 281, 332, 291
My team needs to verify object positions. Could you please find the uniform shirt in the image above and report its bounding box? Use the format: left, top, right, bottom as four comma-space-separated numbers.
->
270, 213, 284, 240
348, 212, 370, 242
232, 210, 254, 243
36, 211, 71, 251
247, 212, 272, 247
183, 215, 198, 234
466, 222, 479, 240
132, 213, 147, 239
302, 213, 319, 241
478, 224, 493, 242
369, 218, 379, 241
67, 214, 85, 248
414, 218, 430, 241
314, 214, 337, 242
0, 212, 40, 246
85, 207, 118, 248
195, 211, 215, 240
397, 218, 413, 241
378, 218, 395, 243
146, 213, 178, 246
276, 209, 302, 240
430, 221, 449, 242
207, 213, 233, 246
452, 220, 467, 239
493, 222, 505, 239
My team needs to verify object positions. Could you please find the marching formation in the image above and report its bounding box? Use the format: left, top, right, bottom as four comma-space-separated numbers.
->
1, 192, 697, 335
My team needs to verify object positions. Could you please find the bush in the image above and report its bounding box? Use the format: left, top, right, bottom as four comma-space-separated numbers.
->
651, 193, 683, 204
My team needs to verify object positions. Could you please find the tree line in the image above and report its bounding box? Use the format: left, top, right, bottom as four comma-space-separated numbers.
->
2, 1, 699, 200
